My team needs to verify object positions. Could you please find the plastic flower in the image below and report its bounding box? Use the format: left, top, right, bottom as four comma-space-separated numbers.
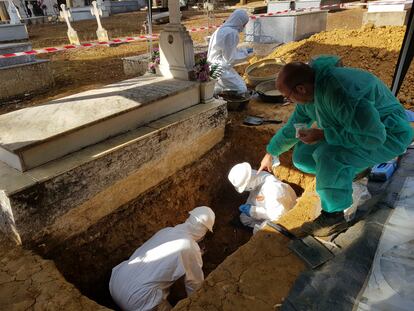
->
193, 52, 213, 82
148, 48, 161, 74
198, 71, 209, 82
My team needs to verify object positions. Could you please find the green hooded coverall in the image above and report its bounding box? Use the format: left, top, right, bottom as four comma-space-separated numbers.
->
267, 56, 413, 213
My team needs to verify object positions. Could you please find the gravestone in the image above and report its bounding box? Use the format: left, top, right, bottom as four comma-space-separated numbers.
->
0, 0, 28, 42
6, 0, 20, 24
60, 4, 80, 45
158, 0, 195, 80
0, 42, 54, 100
363, 1, 412, 26
245, 10, 328, 44
91, 0, 109, 42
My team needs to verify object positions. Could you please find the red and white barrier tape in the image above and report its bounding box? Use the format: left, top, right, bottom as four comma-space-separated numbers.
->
0, 25, 222, 59
2, 0, 407, 59
349, 0, 410, 5
250, 2, 344, 19
188, 25, 219, 32
0, 35, 159, 59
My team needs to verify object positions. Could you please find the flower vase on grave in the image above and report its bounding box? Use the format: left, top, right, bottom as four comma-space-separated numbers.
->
200, 79, 216, 103
193, 52, 216, 103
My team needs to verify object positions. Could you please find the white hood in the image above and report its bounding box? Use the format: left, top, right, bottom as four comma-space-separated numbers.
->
221, 9, 249, 32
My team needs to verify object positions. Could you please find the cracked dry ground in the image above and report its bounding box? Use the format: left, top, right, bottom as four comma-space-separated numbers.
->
0, 237, 108, 311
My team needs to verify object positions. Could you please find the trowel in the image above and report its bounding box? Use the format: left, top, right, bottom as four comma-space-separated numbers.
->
243, 116, 282, 126
265, 221, 334, 269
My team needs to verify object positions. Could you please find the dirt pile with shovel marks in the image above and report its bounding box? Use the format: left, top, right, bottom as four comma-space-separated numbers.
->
250, 25, 413, 110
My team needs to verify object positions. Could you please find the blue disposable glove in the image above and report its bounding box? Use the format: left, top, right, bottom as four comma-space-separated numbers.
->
239, 204, 252, 216
246, 47, 254, 54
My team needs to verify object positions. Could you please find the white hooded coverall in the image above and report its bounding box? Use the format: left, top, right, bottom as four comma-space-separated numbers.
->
241, 171, 297, 228
109, 218, 206, 311
207, 9, 249, 94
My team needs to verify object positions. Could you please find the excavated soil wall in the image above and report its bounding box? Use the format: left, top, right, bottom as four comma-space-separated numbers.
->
39, 115, 306, 309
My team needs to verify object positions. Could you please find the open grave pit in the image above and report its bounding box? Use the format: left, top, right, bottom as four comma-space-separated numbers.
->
38, 102, 312, 309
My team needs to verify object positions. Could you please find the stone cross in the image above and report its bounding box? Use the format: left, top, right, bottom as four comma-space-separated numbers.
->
60, 4, 80, 45
6, 0, 21, 24
168, 0, 181, 25
91, 0, 109, 42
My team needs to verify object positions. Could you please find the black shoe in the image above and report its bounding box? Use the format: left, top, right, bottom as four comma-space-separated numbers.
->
354, 168, 371, 181
301, 211, 348, 237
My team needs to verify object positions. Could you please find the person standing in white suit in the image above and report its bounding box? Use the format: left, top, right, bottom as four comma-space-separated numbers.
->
228, 162, 297, 229
109, 206, 215, 311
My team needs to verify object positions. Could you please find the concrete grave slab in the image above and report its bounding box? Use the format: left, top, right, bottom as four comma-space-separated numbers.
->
0, 75, 200, 172
0, 42, 35, 67
363, 9, 411, 26
123, 54, 151, 76
69, 7, 95, 21
267, 0, 292, 12
122, 45, 208, 77
245, 10, 328, 44
0, 59, 54, 101
0, 41, 54, 101
267, 0, 342, 12
0, 100, 227, 248
0, 24, 28, 42
109, 0, 146, 14
368, 0, 412, 12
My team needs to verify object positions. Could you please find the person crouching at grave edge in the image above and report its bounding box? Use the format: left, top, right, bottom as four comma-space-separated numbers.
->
109, 207, 215, 311
228, 162, 297, 232
207, 9, 253, 95
258, 55, 414, 237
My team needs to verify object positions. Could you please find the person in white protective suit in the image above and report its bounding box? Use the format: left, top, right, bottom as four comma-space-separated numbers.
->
207, 9, 250, 95
109, 206, 215, 311
228, 162, 297, 228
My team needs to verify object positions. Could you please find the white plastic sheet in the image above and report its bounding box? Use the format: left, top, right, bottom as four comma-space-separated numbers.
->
356, 177, 414, 311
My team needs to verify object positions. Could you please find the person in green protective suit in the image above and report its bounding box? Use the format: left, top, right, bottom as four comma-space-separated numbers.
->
258, 55, 413, 237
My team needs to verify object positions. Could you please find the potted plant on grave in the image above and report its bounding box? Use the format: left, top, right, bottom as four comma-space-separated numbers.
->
148, 48, 161, 74
193, 52, 219, 102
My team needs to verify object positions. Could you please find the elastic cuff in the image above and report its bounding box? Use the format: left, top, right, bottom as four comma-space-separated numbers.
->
266, 144, 278, 156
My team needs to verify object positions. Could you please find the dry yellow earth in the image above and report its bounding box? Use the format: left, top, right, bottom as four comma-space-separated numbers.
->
250, 25, 414, 110
0, 238, 109, 310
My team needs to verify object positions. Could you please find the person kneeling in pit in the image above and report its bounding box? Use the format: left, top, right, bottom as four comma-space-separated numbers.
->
109, 206, 215, 311
228, 162, 297, 229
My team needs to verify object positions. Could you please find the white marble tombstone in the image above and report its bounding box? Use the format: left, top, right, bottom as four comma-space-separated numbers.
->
6, 0, 21, 24
158, 0, 195, 80
60, 4, 80, 45
91, 0, 109, 42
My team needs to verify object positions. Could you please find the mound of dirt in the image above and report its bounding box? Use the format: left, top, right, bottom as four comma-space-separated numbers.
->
250, 25, 414, 110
